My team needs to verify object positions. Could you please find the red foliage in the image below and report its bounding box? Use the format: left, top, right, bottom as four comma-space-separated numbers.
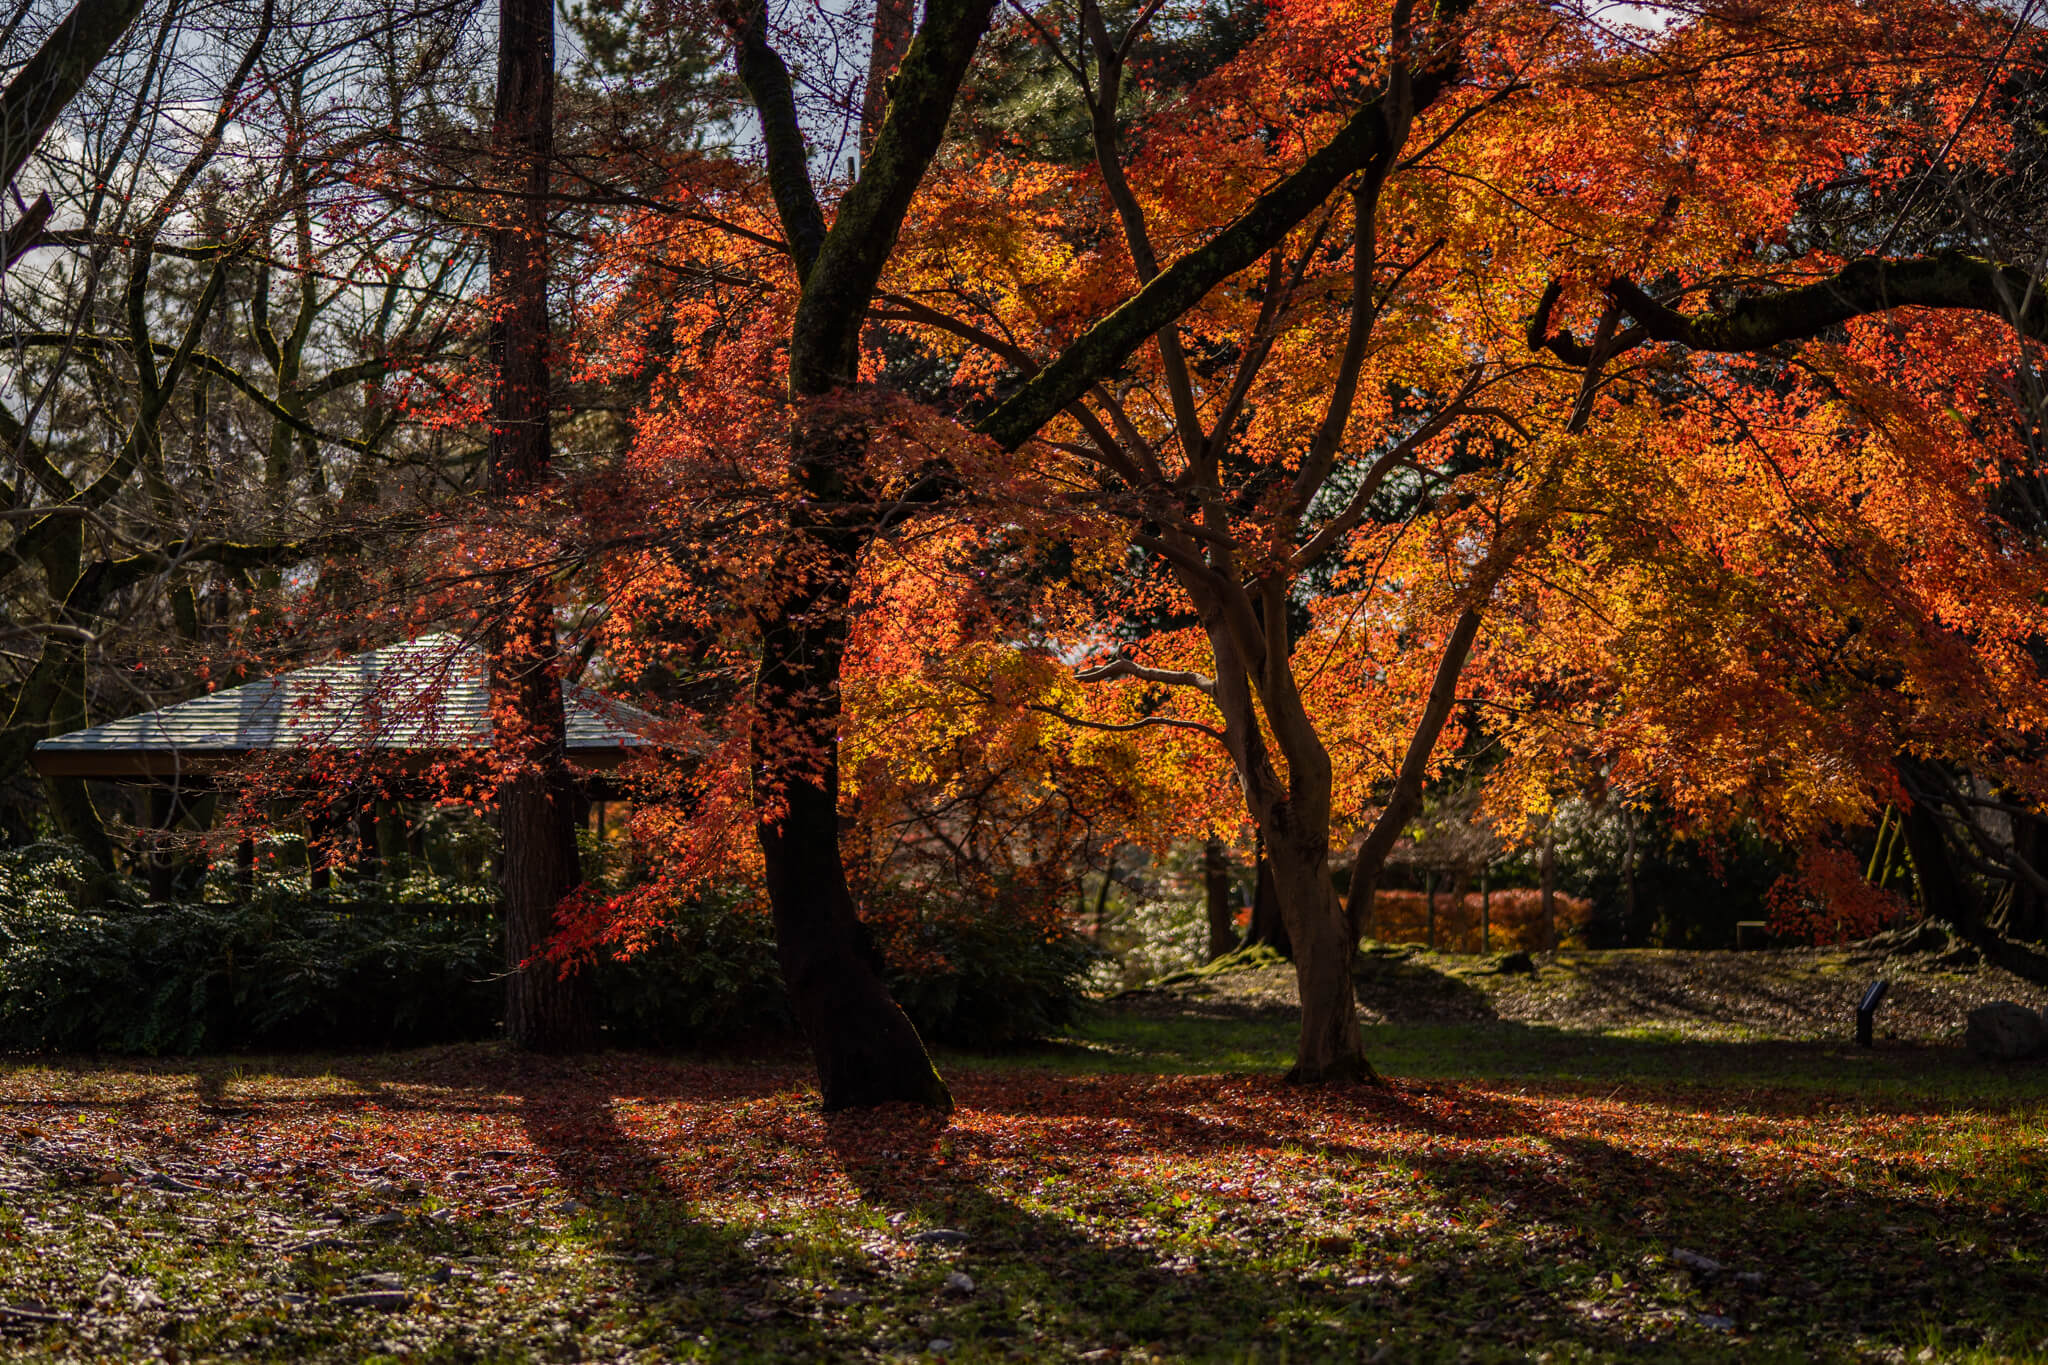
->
1765, 841, 1916, 945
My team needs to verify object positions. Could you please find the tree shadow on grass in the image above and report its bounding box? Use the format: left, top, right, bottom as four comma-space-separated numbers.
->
6, 1046, 2044, 1360
956, 1068, 2048, 1355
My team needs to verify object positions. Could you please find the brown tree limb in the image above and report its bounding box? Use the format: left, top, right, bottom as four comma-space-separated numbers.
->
1606, 252, 2047, 353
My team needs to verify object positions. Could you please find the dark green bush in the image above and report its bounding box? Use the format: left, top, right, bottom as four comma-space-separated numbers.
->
588, 889, 792, 1045
0, 844, 1096, 1054
866, 878, 1102, 1048
0, 843, 500, 1053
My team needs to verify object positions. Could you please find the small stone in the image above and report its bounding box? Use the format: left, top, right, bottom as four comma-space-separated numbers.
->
1695, 1312, 1735, 1330
332, 1290, 410, 1311
821, 1288, 865, 1306
1966, 1002, 2045, 1060
1733, 1271, 1766, 1288
351, 1273, 405, 1291
927, 1340, 955, 1356
145, 1171, 201, 1194
944, 1271, 976, 1294
1672, 1247, 1723, 1273
362, 1212, 405, 1229
910, 1228, 968, 1246
557, 1198, 588, 1215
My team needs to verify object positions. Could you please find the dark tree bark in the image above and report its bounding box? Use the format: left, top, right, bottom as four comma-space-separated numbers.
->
489, 0, 590, 1051
724, 0, 997, 1110
861, 0, 915, 151
1899, 795, 1976, 927
0, 0, 146, 194
1244, 852, 1292, 959
1894, 776, 2048, 983
754, 519, 948, 1109
1203, 837, 1238, 960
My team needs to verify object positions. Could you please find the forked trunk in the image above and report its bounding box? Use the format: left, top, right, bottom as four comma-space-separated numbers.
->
753, 539, 951, 1113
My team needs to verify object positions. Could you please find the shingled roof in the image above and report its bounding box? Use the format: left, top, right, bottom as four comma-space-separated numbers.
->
32, 635, 664, 780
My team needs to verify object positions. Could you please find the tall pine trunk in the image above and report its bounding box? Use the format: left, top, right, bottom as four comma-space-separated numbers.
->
489, 0, 589, 1051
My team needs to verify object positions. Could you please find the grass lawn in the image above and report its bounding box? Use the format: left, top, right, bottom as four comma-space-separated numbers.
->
2, 961, 2046, 1361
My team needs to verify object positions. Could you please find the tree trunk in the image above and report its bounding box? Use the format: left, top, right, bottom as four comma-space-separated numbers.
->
1539, 819, 1556, 951
0, 0, 147, 195
1898, 794, 2048, 981
498, 753, 591, 1049
1203, 837, 1238, 960
718, 0, 994, 1111
1244, 850, 1292, 957
860, 0, 915, 151
1266, 834, 1371, 1083
489, 0, 590, 1051
753, 535, 951, 1112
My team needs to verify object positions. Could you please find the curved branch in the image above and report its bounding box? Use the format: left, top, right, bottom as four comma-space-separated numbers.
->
977, 0, 1471, 453
1606, 252, 2048, 353
1076, 656, 1217, 697
718, 1, 827, 279
1343, 607, 1482, 927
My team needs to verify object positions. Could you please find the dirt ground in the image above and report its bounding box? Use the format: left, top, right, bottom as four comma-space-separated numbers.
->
1125, 937, 2048, 1043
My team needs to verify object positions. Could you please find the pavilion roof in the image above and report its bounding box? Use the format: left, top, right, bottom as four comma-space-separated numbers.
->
32, 635, 664, 780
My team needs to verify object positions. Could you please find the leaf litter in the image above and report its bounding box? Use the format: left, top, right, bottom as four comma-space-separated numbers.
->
0, 955, 2042, 1361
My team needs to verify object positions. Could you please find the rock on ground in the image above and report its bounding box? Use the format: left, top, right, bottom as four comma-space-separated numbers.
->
1965, 1002, 2045, 1060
